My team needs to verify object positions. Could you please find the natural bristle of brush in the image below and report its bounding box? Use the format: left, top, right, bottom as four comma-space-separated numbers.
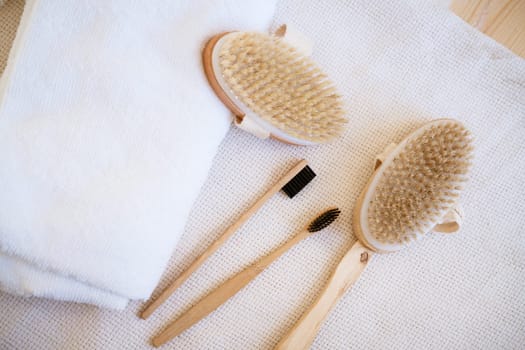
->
281, 165, 316, 198
308, 208, 341, 232
218, 32, 347, 143
366, 120, 473, 248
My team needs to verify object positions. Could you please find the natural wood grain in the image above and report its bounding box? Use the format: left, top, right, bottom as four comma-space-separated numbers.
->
140, 159, 309, 319
275, 241, 372, 350
451, 0, 525, 57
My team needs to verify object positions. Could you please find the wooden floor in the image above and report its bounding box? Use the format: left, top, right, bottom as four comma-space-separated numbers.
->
0, 0, 523, 76
451, 0, 525, 57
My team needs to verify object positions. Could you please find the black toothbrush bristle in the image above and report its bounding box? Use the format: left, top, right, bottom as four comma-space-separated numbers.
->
281, 165, 316, 198
308, 208, 341, 232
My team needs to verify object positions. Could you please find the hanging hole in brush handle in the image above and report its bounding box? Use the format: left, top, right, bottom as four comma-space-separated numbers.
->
274, 24, 313, 56
275, 241, 372, 350
433, 207, 463, 233
234, 114, 271, 139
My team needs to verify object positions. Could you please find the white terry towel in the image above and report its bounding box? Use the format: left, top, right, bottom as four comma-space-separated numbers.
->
0, 0, 277, 309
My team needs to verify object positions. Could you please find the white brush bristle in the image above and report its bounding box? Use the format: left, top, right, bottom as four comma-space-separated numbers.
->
367, 121, 473, 246
218, 32, 347, 143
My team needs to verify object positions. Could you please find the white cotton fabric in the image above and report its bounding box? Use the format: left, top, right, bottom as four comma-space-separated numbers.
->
0, 0, 277, 309
2, 0, 525, 349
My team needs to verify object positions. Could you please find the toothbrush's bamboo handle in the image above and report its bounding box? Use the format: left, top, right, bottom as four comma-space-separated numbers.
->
151, 266, 260, 347
152, 229, 312, 347
140, 159, 308, 319
275, 241, 372, 350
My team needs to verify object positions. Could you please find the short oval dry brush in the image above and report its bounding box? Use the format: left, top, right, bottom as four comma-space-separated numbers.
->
203, 31, 347, 145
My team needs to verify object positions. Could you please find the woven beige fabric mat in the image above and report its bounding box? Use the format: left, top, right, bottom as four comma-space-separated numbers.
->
1, 1, 524, 349
0, 0, 24, 75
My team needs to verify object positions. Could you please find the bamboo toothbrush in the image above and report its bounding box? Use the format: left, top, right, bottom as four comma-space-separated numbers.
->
276, 119, 474, 349
152, 208, 341, 347
203, 30, 347, 145
140, 159, 316, 319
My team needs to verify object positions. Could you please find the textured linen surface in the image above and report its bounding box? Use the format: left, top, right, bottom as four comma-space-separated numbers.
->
0, 0, 24, 75
0, 0, 277, 309
2, 0, 525, 349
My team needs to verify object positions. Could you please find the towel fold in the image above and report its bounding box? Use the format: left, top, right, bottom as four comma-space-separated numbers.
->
0, 0, 277, 309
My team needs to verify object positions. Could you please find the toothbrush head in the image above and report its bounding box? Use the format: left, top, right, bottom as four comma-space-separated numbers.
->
309, 208, 341, 232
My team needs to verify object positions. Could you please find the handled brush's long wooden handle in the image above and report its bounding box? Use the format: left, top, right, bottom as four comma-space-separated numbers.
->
275, 241, 372, 350
152, 229, 312, 347
140, 159, 309, 320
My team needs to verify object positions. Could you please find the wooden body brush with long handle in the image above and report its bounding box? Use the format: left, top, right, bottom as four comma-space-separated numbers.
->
276, 119, 474, 349
203, 29, 347, 145
152, 208, 341, 347
141, 159, 316, 319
